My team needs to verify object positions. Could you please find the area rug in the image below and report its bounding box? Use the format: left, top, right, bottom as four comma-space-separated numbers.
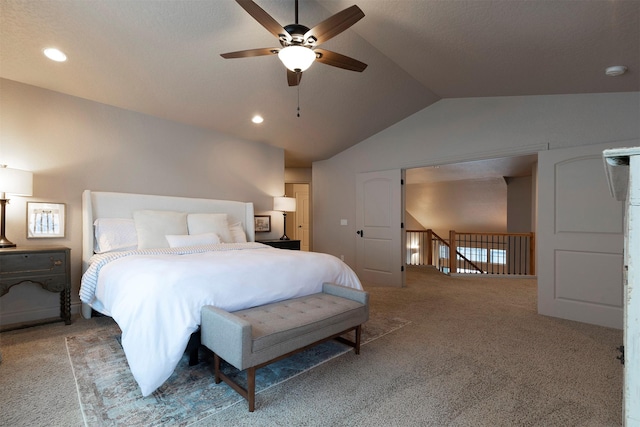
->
66, 314, 410, 426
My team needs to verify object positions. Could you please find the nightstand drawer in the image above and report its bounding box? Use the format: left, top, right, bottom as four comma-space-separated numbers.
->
0, 251, 67, 278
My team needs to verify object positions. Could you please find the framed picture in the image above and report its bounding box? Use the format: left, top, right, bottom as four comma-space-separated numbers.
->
254, 215, 271, 232
27, 202, 66, 238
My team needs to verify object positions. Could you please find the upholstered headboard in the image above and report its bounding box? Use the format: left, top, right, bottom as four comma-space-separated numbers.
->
81, 190, 255, 270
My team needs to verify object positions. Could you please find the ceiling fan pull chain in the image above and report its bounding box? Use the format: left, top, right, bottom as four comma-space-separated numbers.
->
297, 83, 301, 117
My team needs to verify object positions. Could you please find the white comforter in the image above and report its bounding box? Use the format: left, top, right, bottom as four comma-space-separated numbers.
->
80, 243, 362, 396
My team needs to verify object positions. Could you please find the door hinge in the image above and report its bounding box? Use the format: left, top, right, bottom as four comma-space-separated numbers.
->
401, 178, 404, 185
401, 265, 405, 272
617, 345, 624, 365
401, 222, 404, 229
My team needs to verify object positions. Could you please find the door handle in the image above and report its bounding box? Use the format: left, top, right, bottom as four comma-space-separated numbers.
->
356, 230, 363, 237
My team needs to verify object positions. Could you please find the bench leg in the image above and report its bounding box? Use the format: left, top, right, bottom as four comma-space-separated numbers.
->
213, 354, 256, 411
355, 324, 362, 355
214, 354, 222, 384
247, 366, 256, 412
335, 324, 363, 354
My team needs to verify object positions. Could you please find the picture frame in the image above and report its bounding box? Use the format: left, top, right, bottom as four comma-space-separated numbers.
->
254, 215, 271, 232
27, 202, 66, 238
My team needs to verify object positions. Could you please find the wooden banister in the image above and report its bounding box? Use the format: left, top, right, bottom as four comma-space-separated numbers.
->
406, 229, 535, 275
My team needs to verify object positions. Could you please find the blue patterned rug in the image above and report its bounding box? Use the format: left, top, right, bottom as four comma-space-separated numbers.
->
66, 315, 410, 426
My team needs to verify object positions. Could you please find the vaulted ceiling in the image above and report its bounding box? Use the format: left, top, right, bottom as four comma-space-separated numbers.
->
1, 0, 638, 167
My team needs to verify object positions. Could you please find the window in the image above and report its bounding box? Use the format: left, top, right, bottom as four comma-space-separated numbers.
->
458, 247, 487, 263
490, 249, 507, 264
439, 246, 449, 259
440, 245, 506, 265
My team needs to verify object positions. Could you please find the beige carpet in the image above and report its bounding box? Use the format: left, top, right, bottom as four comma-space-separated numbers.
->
0, 268, 623, 426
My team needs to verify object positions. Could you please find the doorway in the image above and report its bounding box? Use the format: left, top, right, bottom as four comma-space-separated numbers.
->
405, 154, 537, 235
285, 183, 310, 251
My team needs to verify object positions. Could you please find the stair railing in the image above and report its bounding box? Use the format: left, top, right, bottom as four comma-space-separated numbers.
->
406, 229, 535, 275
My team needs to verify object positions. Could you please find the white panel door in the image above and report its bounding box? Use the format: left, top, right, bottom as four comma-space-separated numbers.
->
356, 170, 404, 287
538, 142, 624, 329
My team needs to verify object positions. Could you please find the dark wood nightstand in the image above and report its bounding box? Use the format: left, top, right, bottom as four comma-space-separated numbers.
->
257, 239, 301, 250
0, 246, 71, 330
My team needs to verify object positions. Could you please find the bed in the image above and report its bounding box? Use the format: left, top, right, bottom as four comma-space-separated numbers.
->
79, 190, 362, 396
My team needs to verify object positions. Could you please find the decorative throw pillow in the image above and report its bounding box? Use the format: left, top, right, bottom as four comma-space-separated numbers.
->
187, 213, 233, 243
229, 221, 247, 243
94, 218, 138, 253
133, 210, 188, 249
165, 232, 221, 248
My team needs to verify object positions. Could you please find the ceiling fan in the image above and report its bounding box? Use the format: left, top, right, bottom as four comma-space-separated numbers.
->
221, 0, 367, 86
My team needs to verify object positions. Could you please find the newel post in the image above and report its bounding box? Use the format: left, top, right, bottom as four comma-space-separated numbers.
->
449, 230, 456, 275
529, 232, 536, 275
426, 229, 433, 266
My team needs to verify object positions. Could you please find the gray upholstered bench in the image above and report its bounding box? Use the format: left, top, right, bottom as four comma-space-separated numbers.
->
201, 282, 369, 411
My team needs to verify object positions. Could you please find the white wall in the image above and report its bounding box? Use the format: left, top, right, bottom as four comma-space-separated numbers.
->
506, 176, 533, 233
0, 79, 285, 326
284, 168, 312, 183
406, 177, 508, 237
313, 92, 640, 268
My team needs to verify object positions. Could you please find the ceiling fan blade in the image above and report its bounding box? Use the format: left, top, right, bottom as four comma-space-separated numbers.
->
303, 5, 364, 45
220, 47, 279, 59
314, 48, 367, 72
236, 0, 291, 42
287, 69, 302, 86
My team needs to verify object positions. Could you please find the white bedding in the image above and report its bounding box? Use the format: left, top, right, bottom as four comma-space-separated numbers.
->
80, 242, 362, 396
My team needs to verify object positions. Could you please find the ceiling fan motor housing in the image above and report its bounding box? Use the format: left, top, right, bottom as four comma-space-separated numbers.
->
281, 24, 312, 46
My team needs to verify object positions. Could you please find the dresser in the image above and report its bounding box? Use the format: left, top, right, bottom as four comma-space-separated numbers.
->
257, 239, 301, 250
0, 246, 71, 329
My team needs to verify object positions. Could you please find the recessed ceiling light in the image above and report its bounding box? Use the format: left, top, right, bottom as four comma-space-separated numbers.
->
605, 65, 627, 77
43, 48, 67, 62
251, 115, 264, 124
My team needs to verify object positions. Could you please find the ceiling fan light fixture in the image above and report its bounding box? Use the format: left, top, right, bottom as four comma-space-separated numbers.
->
278, 46, 315, 72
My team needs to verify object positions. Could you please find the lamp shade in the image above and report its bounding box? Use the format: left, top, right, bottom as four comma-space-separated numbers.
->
278, 46, 316, 72
274, 196, 296, 212
0, 166, 33, 196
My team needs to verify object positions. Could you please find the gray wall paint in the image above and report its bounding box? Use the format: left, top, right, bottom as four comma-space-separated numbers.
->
406, 178, 508, 238
313, 92, 640, 269
506, 176, 533, 233
0, 79, 285, 325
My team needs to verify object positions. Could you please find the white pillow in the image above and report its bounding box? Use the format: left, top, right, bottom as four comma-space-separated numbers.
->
229, 221, 247, 243
187, 213, 233, 243
133, 210, 188, 249
165, 232, 221, 248
93, 218, 138, 253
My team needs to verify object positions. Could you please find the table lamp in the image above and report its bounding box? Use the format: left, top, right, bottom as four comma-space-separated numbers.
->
273, 196, 297, 240
0, 165, 33, 248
